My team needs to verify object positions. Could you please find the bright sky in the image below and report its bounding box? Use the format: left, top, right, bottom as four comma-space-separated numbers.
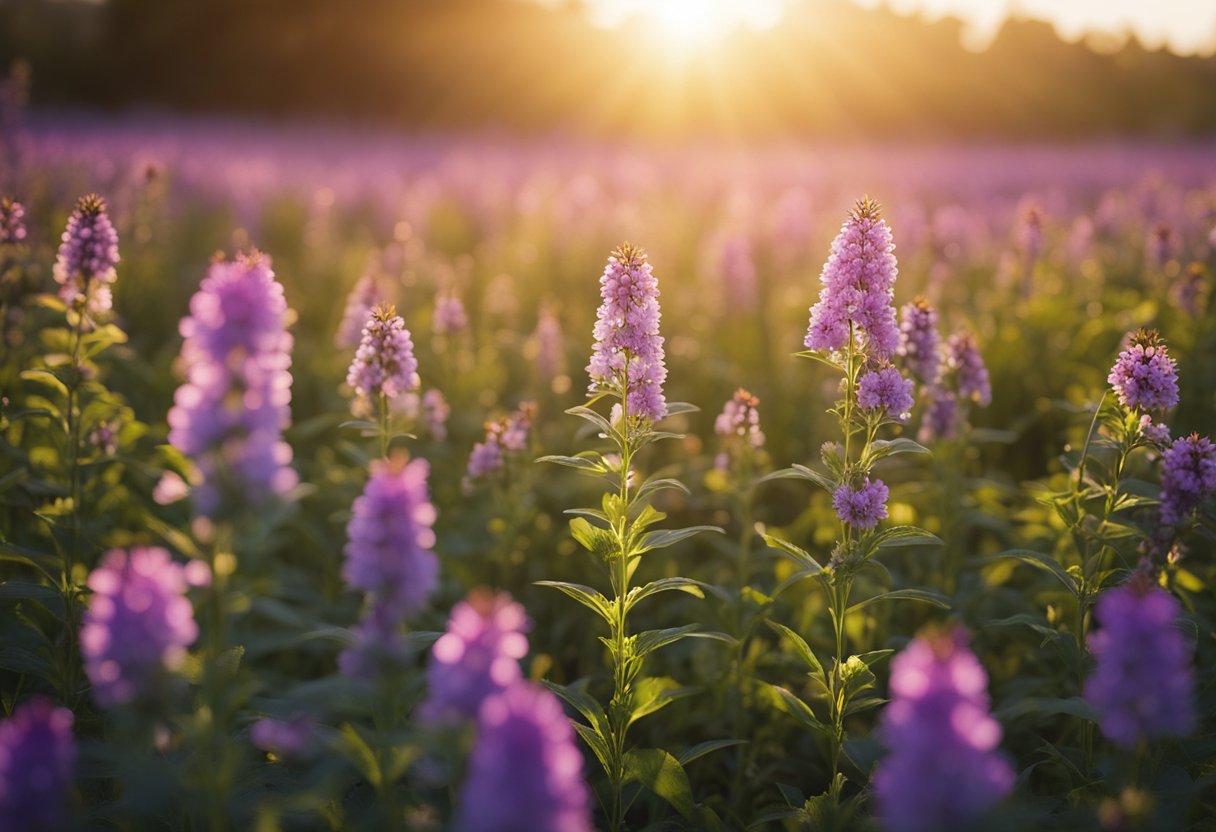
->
578, 0, 1216, 56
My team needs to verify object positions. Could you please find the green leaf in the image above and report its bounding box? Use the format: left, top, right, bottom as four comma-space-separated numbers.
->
865, 438, 930, 462
0, 646, 54, 679
541, 680, 610, 738
663, 401, 699, 417
794, 349, 843, 370
678, 739, 747, 766
633, 525, 722, 556
623, 748, 696, 819
761, 534, 823, 574
19, 368, 69, 396
0, 581, 63, 609
759, 464, 835, 493
637, 477, 690, 500
537, 453, 608, 474
628, 677, 699, 726
536, 580, 614, 623
573, 722, 612, 775
338, 723, 381, 786
635, 624, 701, 658
568, 517, 618, 560
995, 696, 1097, 723
767, 684, 828, 734
627, 577, 707, 612
867, 525, 942, 552
565, 405, 616, 437
984, 549, 1080, 595
765, 620, 826, 682
846, 588, 950, 615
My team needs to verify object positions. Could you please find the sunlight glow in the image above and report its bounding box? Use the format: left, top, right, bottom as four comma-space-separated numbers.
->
589, 0, 789, 45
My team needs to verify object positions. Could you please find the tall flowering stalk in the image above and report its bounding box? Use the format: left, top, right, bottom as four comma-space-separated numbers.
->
345, 302, 420, 457
539, 243, 719, 830
0, 697, 77, 831
764, 198, 944, 810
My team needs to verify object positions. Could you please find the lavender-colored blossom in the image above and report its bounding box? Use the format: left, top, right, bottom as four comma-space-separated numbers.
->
1085, 575, 1195, 747
433, 288, 468, 335
422, 388, 450, 440
805, 197, 900, 360
586, 243, 668, 423
1016, 201, 1044, 264
858, 367, 915, 422
167, 252, 298, 517
421, 590, 530, 723
897, 298, 941, 386
250, 715, 316, 761
918, 388, 959, 443
347, 302, 419, 402
1159, 433, 1216, 527
0, 196, 25, 244
0, 697, 76, 831
335, 274, 382, 349
80, 547, 200, 708
532, 305, 566, 381
339, 604, 412, 681
874, 626, 1014, 832
1172, 263, 1208, 318
714, 389, 764, 447
832, 478, 889, 530
53, 194, 120, 319
89, 420, 118, 455
502, 402, 536, 452
946, 333, 991, 406
1138, 414, 1171, 450
342, 455, 439, 621
455, 682, 593, 832
1107, 329, 1179, 412
465, 424, 505, 490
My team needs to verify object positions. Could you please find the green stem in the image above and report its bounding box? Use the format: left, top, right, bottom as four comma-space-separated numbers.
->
608, 389, 634, 832
378, 392, 390, 458
62, 312, 85, 705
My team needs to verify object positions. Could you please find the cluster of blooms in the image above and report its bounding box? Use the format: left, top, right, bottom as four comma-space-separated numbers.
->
1172, 263, 1209, 318
334, 274, 382, 349
249, 714, 316, 761
946, 333, 992, 406
531, 305, 566, 381
421, 590, 530, 723
454, 682, 593, 832
53, 194, 120, 321
832, 478, 890, 530
714, 389, 765, 447
392, 388, 450, 440
804, 197, 900, 360
346, 303, 420, 402
80, 547, 204, 708
0, 697, 76, 831
463, 402, 536, 491
1084, 573, 1195, 747
1137, 413, 1171, 450
88, 420, 118, 455
0, 196, 25, 244
339, 455, 438, 679
1016, 201, 1044, 265
874, 626, 1014, 832
1107, 329, 1179, 412
1159, 433, 1216, 527
587, 243, 667, 423
167, 252, 298, 517
433, 287, 469, 335
858, 366, 915, 423
897, 298, 941, 385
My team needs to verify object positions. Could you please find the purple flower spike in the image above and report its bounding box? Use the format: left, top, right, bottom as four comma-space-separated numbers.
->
421, 589, 531, 723
346, 302, 420, 401
1108, 329, 1179, 412
80, 547, 200, 708
167, 251, 298, 517
53, 194, 120, 320
858, 367, 915, 422
918, 388, 959, 443
1085, 574, 1195, 748
832, 477, 889, 530
587, 243, 668, 423
714, 389, 765, 447
946, 332, 991, 407
874, 626, 1014, 832
805, 197, 900, 361
1159, 433, 1216, 527
897, 298, 941, 386
0, 697, 76, 832
0, 196, 26, 244
335, 274, 382, 349
455, 682, 593, 832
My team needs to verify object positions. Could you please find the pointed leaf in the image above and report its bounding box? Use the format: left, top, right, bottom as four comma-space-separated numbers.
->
766, 620, 826, 681
635, 624, 701, 658
678, 739, 747, 766
633, 526, 722, 556
846, 588, 950, 615
767, 684, 827, 734
761, 534, 823, 574
984, 549, 1079, 595
541, 680, 610, 738
536, 580, 613, 623
627, 577, 707, 612
623, 748, 696, 819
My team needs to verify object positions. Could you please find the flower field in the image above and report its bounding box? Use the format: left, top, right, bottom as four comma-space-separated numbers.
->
1, 116, 1215, 831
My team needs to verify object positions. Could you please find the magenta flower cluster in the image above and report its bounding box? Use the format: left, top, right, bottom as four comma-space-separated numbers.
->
874, 626, 1014, 832
53, 193, 120, 319
1159, 433, 1216, 527
804, 197, 900, 360
168, 252, 298, 517
919, 389, 960, 443
0, 196, 25, 244
586, 243, 667, 423
455, 682, 593, 832
80, 547, 201, 708
897, 298, 941, 385
858, 367, 915, 422
421, 590, 530, 723
340, 456, 439, 678
832, 478, 889, 530
433, 288, 469, 335
946, 333, 992, 406
1084, 575, 1195, 748
347, 302, 420, 402
0, 697, 76, 831
714, 388, 765, 447
464, 402, 536, 490
1107, 330, 1179, 412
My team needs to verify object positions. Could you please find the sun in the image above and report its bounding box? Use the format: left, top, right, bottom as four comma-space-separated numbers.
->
588, 0, 789, 46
